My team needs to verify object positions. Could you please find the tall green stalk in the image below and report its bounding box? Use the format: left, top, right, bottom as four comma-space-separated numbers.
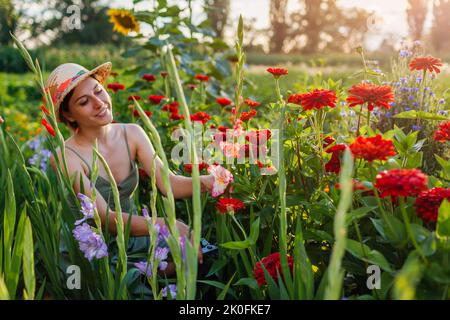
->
324, 148, 353, 300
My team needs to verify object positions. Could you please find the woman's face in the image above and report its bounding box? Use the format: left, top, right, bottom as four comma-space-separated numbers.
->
63, 76, 113, 128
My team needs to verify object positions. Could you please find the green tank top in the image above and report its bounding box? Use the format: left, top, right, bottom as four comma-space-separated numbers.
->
65, 124, 139, 215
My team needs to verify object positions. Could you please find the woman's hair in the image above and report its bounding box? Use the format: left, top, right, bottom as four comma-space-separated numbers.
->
59, 74, 100, 130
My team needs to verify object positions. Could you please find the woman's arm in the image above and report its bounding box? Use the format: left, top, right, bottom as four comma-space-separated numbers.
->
131, 124, 214, 199
50, 150, 189, 237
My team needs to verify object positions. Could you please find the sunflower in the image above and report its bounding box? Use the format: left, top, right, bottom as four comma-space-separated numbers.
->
107, 9, 140, 36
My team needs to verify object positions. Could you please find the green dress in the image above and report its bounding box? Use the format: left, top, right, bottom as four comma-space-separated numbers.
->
63, 124, 152, 299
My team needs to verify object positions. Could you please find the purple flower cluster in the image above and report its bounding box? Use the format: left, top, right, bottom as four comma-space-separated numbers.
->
162, 284, 177, 299
28, 136, 51, 171
73, 223, 108, 261
75, 193, 95, 225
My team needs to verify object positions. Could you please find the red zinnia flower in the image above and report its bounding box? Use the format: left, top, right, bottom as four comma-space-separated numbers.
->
216, 198, 245, 214
190, 111, 211, 124
162, 101, 179, 112
409, 56, 443, 74
267, 67, 288, 78
107, 83, 125, 93
240, 109, 257, 122
195, 74, 209, 82
244, 99, 261, 108
133, 109, 152, 117
433, 121, 450, 142
375, 169, 428, 198
349, 135, 396, 162
347, 83, 395, 112
127, 95, 141, 101
148, 95, 167, 105
323, 136, 335, 148
325, 144, 347, 174
216, 97, 233, 107
184, 162, 209, 174
253, 252, 294, 286
299, 89, 337, 111
142, 74, 156, 82
41, 105, 50, 115
287, 93, 303, 105
415, 188, 450, 223
41, 118, 55, 137
170, 112, 184, 120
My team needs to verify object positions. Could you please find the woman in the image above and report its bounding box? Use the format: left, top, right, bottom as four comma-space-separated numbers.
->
47, 62, 214, 283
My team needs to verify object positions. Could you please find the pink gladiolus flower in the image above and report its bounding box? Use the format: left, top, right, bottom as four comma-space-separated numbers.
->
207, 165, 234, 197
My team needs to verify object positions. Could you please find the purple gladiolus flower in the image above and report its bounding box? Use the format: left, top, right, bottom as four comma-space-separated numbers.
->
135, 261, 153, 277
155, 247, 169, 271
73, 223, 108, 261
180, 236, 186, 261
142, 207, 150, 219
75, 193, 95, 225
162, 284, 177, 299
405, 107, 412, 111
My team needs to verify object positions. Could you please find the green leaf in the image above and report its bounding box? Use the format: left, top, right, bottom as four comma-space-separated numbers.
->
437, 199, 450, 238
220, 239, 252, 250
22, 216, 35, 300
217, 273, 236, 300
346, 239, 394, 273
346, 206, 377, 225
393, 252, 423, 300
394, 110, 448, 121
248, 218, 260, 244
234, 277, 258, 290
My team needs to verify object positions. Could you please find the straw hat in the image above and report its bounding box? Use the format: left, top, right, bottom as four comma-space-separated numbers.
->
45, 62, 112, 120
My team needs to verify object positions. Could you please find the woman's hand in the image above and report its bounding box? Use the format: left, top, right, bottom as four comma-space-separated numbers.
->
200, 174, 215, 193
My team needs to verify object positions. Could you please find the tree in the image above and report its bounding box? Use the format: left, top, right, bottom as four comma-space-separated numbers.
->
269, 0, 289, 53
431, 0, 450, 51
287, 0, 371, 54
29, 0, 129, 45
203, 0, 230, 39
407, 0, 428, 41
0, 0, 20, 45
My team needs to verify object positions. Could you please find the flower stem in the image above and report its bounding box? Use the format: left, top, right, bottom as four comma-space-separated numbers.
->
398, 197, 427, 262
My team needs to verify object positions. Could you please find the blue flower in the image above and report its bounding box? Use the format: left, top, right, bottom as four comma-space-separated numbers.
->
405, 107, 412, 111
412, 125, 422, 131
439, 99, 446, 105
438, 110, 448, 116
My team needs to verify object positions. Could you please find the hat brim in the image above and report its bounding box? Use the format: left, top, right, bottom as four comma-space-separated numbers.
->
55, 61, 112, 119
